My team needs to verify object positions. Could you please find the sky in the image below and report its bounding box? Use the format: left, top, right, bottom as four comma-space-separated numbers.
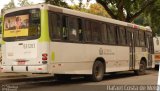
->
0, 0, 96, 14
0, 0, 44, 11
0, 0, 96, 9
0, 0, 44, 15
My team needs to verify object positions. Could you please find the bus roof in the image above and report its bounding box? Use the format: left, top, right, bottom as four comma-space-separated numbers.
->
4, 4, 152, 32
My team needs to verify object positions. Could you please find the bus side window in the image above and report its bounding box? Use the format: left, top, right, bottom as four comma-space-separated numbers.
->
91, 22, 101, 43
68, 16, 78, 42
49, 13, 61, 40
139, 31, 145, 47
78, 18, 83, 42
126, 29, 132, 46
118, 26, 127, 45
156, 38, 159, 45
134, 30, 140, 47
108, 24, 116, 45
101, 24, 108, 44
85, 20, 92, 42
62, 16, 68, 40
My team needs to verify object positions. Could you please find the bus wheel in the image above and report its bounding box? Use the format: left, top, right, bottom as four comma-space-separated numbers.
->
155, 65, 159, 71
134, 61, 146, 75
91, 61, 105, 82
54, 74, 71, 81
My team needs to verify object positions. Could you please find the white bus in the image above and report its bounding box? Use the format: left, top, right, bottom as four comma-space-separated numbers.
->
1, 4, 154, 81
153, 36, 160, 70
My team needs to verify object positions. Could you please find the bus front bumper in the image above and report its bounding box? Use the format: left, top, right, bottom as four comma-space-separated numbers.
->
1, 65, 48, 73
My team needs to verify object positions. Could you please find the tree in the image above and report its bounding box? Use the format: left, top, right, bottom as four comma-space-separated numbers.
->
2, 0, 33, 13
45, 0, 69, 8
134, 0, 160, 34
70, 0, 90, 9
18, 0, 33, 7
3, 0, 16, 12
88, 3, 110, 18
0, 16, 2, 34
148, 0, 160, 34
96, 0, 157, 22
71, 3, 110, 18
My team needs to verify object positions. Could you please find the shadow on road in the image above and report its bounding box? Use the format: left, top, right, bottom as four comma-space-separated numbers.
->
17, 70, 157, 90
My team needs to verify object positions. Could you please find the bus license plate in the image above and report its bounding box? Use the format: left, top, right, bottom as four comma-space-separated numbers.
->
18, 61, 25, 65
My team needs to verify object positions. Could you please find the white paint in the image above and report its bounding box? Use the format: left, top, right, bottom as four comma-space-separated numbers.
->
6, 40, 37, 59
158, 64, 160, 90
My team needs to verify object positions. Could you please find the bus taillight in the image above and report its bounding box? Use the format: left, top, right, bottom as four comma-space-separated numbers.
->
42, 53, 48, 61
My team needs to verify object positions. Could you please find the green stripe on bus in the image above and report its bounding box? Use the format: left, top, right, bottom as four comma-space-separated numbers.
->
52, 52, 55, 61
1, 40, 5, 45
39, 9, 50, 42
1, 16, 5, 45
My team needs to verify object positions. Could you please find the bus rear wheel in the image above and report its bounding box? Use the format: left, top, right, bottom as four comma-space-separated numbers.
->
134, 61, 146, 75
90, 61, 105, 82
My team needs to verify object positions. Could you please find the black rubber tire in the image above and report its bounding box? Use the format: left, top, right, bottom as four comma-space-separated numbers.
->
91, 61, 105, 82
134, 61, 146, 75
155, 65, 159, 71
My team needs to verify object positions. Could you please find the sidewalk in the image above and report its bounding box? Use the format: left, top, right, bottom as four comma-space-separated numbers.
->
0, 72, 28, 78
0, 72, 52, 81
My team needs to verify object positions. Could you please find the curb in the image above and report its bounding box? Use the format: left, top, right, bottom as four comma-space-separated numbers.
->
0, 75, 27, 78
0, 76, 54, 85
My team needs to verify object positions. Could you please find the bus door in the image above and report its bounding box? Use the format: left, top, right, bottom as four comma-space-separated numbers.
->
128, 30, 135, 70
145, 32, 153, 67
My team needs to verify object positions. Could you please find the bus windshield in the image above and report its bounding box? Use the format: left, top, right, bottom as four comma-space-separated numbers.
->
3, 9, 40, 41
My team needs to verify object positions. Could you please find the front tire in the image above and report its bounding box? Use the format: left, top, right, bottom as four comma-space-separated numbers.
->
91, 61, 105, 82
134, 61, 146, 75
155, 65, 159, 71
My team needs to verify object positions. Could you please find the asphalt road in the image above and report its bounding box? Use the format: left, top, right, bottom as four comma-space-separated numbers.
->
1, 70, 159, 91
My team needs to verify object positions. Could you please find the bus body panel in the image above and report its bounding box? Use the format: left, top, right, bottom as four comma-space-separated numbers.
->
49, 42, 130, 74
1, 40, 49, 73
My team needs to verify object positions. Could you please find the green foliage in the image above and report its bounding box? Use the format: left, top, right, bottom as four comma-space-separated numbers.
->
45, 0, 69, 8
3, 0, 16, 11
88, 3, 110, 17
18, 0, 33, 7
148, 0, 160, 34
71, 3, 110, 18
134, 0, 160, 34
0, 16, 1, 34
96, 0, 157, 22
2, 0, 33, 14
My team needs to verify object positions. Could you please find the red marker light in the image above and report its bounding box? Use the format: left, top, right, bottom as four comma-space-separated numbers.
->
38, 68, 42, 70
42, 53, 48, 61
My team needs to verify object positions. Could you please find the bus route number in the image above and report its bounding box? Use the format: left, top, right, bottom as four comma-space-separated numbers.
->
23, 44, 35, 49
